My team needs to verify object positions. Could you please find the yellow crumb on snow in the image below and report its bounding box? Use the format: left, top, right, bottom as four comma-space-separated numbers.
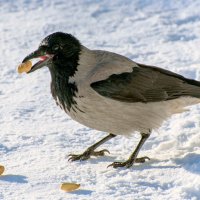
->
0, 165, 5, 175
60, 182, 80, 192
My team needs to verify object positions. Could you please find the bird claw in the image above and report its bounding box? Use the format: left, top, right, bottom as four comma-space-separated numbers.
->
107, 161, 129, 168
92, 149, 110, 156
68, 153, 90, 161
107, 156, 150, 168
135, 156, 150, 163
68, 149, 110, 162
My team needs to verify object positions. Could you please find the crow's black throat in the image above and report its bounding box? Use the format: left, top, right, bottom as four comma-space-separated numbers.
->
49, 36, 81, 112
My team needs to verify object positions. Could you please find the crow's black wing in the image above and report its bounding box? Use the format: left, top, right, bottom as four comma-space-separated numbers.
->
91, 64, 200, 103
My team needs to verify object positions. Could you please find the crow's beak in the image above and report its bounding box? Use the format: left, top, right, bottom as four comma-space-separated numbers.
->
22, 49, 53, 73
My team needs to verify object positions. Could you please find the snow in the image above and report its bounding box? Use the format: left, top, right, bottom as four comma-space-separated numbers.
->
0, 0, 200, 199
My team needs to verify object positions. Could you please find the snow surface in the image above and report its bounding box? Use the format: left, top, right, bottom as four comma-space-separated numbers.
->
1, 0, 200, 199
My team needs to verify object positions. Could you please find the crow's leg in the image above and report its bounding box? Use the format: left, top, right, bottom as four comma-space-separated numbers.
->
68, 133, 116, 161
108, 131, 151, 168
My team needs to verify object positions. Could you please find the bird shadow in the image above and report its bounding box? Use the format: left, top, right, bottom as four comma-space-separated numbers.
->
136, 161, 180, 171
172, 153, 200, 175
106, 158, 181, 172
68, 152, 200, 175
0, 174, 28, 183
72, 155, 180, 171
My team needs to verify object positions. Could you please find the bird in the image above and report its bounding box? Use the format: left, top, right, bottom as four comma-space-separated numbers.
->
21, 32, 200, 168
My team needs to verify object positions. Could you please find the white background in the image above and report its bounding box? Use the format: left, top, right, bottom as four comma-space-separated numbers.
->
0, 0, 200, 199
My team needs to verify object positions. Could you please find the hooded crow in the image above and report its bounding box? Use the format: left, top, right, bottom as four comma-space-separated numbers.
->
22, 32, 200, 168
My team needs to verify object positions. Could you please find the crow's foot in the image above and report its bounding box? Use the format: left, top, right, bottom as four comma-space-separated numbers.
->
68, 149, 110, 162
107, 156, 150, 168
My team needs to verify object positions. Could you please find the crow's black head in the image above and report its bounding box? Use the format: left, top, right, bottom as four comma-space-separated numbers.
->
22, 32, 81, 74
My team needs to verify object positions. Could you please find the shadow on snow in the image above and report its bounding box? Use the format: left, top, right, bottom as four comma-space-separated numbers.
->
0, 174, 28, 183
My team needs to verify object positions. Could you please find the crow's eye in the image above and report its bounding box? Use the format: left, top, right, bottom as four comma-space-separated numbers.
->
52, 44, 60, 51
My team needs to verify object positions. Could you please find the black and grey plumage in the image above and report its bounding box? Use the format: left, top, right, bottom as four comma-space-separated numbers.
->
22, 32, 200, 168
